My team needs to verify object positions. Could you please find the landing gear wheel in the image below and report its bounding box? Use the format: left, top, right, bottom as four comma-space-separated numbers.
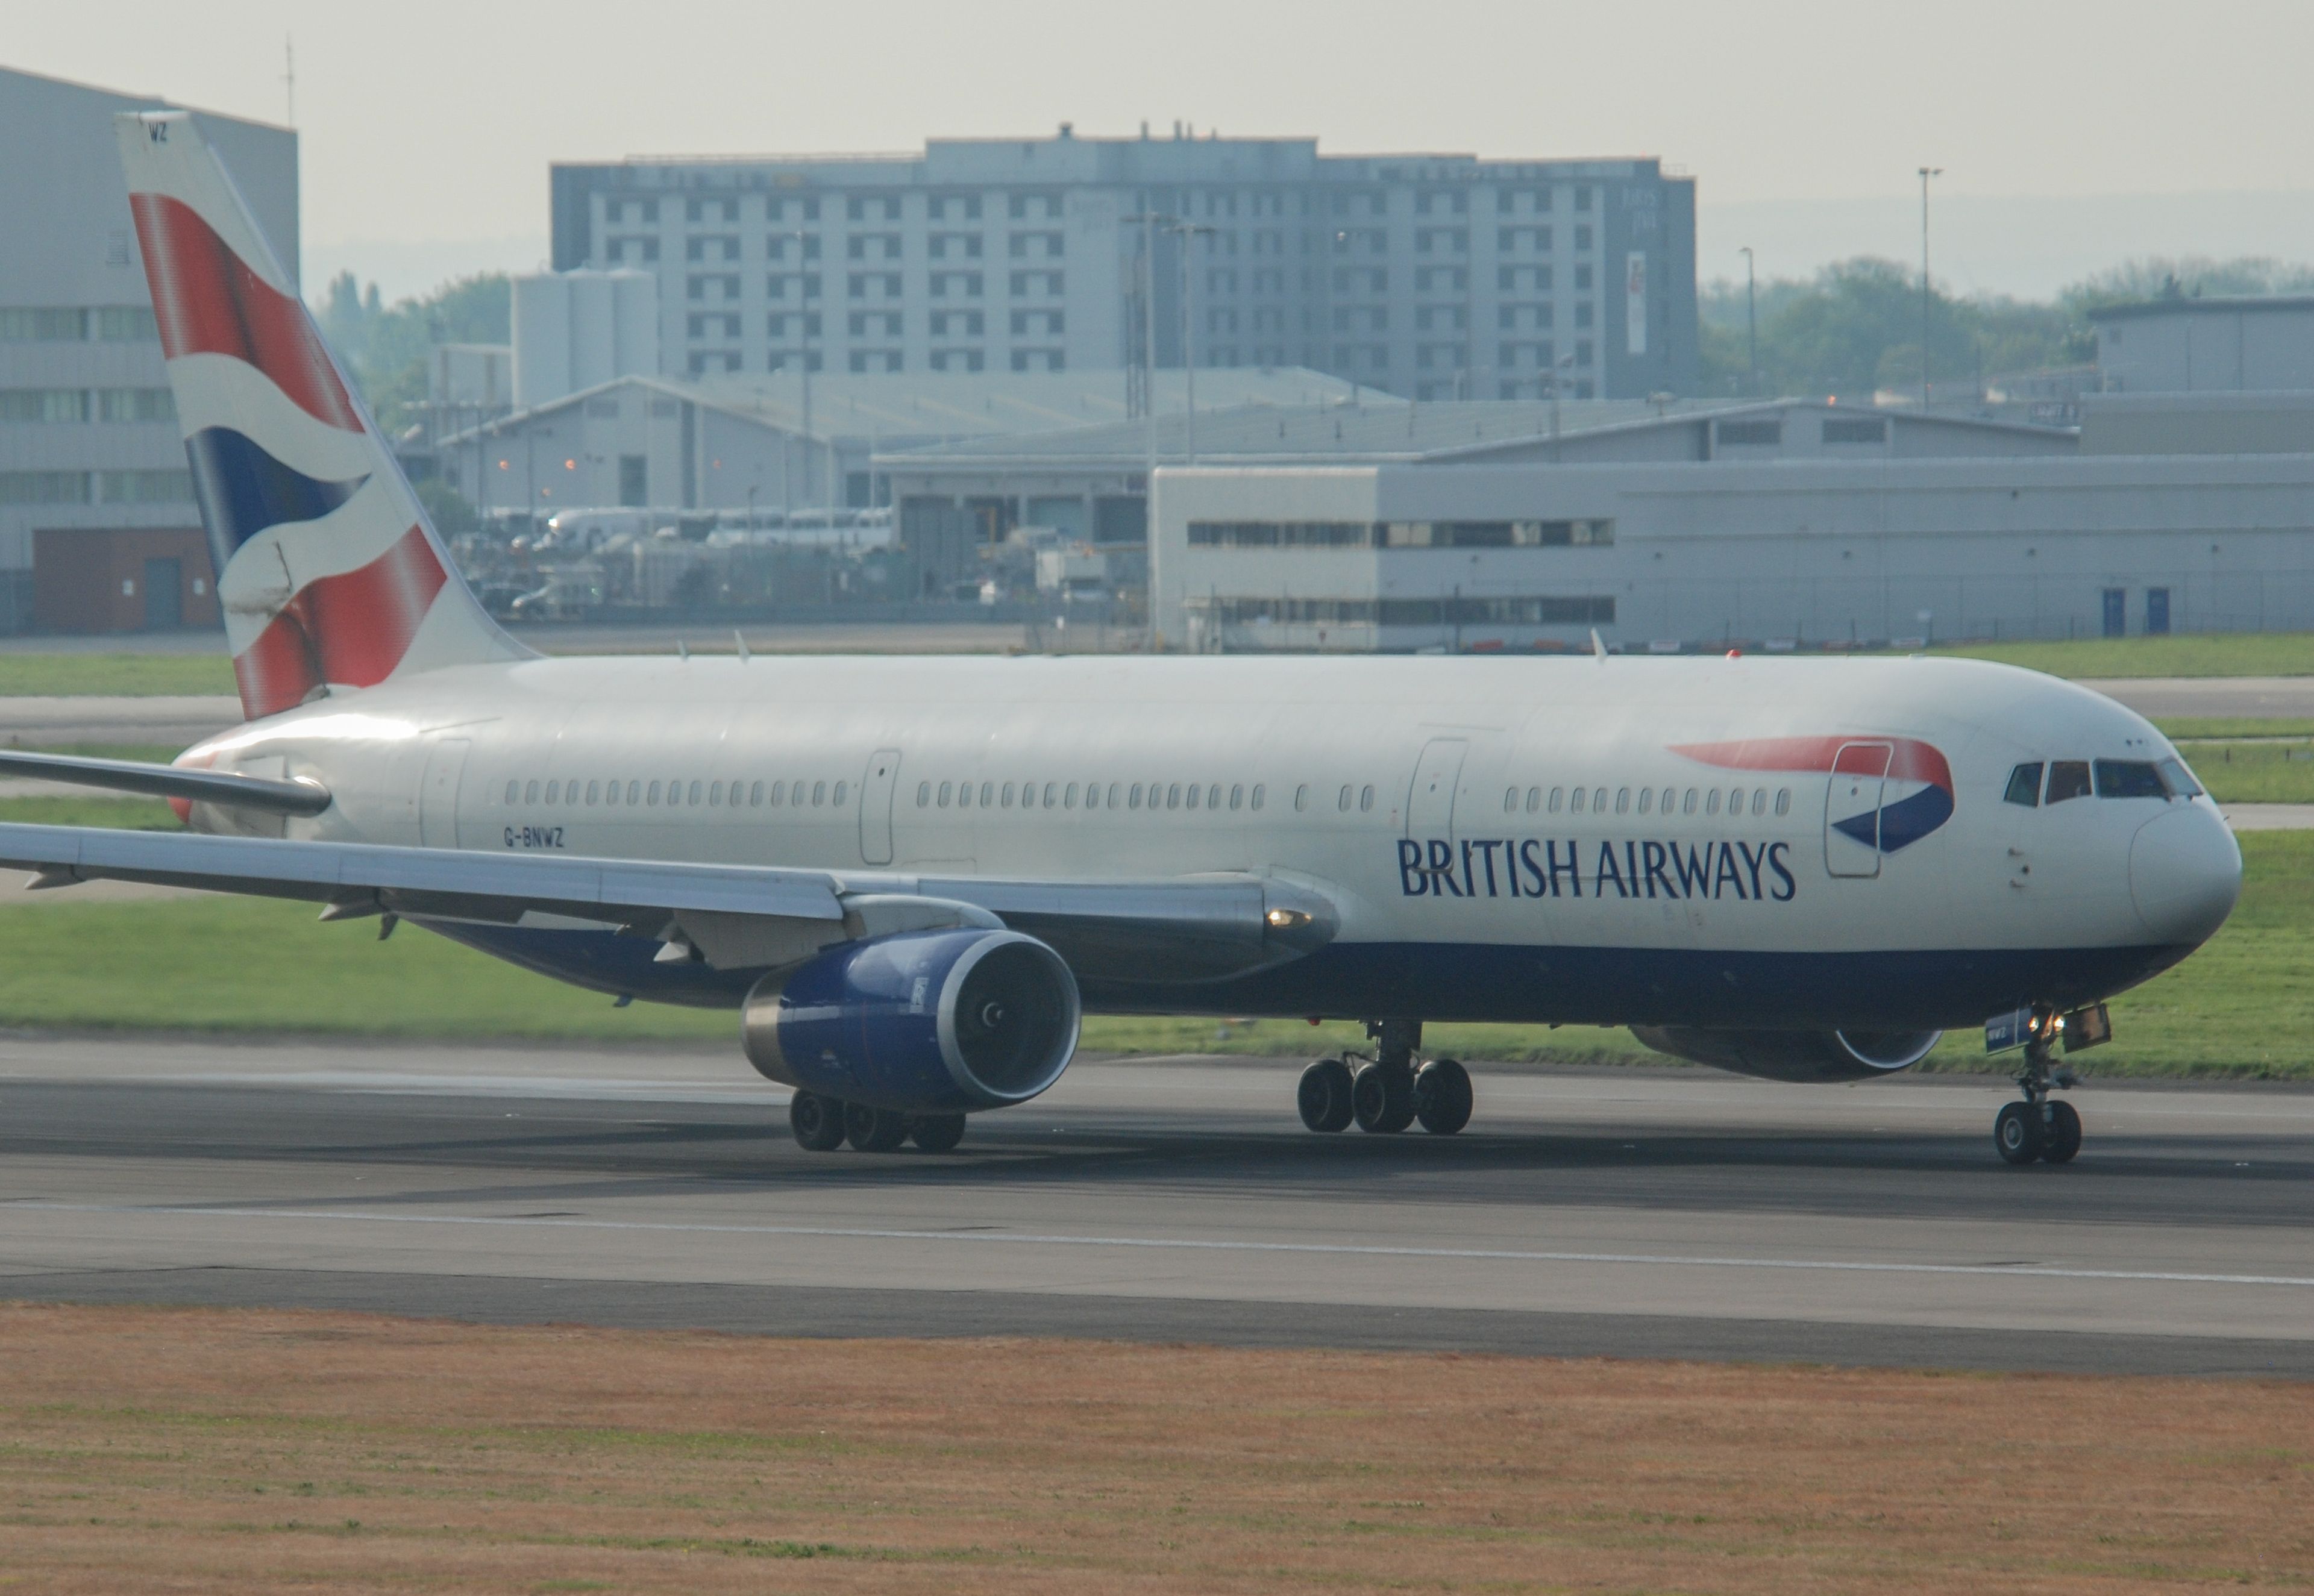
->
789, 1091, 847, 1152
1297, 1059, 1355, 1133
1414, 1058, 1473, 1136
844, 1101, 909, 1153
2040, 1100, 2082, 1165
1994, 1101, 2043, 1166
1352, 1061, 1416, 1134
908, 1113, 968, 1154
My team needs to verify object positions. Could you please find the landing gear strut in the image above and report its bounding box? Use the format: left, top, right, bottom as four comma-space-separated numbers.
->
1996, 1017, 2082, 1166
1296, 1021, 1472, 1136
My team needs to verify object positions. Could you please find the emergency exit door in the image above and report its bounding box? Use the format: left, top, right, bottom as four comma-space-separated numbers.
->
1824, 740, 1891, 878
859, 748, 901, 865
1406, 739, 1467, 840
419, 738, 470, 850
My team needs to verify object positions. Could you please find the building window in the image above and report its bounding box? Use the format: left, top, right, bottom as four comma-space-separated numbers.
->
1717, 419, 1783, 447
1823, 416, 1889, 444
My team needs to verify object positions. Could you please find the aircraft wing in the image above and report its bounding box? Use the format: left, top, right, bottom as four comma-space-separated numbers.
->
0, 823, 1334, 986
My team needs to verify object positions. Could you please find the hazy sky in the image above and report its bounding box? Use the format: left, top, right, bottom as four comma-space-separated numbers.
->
16, 0, 2314, 296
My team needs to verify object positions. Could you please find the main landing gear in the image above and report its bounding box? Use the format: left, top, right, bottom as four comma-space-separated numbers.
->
1995, 1022, 2083, 1167
789, 1090, 967, 1154
1297, 1020, 1473, 1137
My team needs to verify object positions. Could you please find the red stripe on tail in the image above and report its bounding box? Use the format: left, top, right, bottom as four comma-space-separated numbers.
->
231, 526, 450, 718
128, 192, 363, 433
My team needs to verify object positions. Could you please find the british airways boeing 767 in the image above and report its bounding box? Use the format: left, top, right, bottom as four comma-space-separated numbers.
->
0, 113, 2242, 1164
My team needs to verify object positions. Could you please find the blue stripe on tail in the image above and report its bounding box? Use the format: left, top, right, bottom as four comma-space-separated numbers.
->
184, 426, 368, 570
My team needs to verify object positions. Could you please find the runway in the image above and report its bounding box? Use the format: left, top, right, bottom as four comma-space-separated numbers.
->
1, 1037, 2308, 1375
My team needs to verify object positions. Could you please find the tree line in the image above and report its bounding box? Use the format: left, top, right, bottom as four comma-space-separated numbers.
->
1699, 255, 2314, 400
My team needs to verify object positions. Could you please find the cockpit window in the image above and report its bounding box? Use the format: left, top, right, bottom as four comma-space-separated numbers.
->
2003, 763, 2043, 807
2044, 760, 2092, 804
2159, 756, 2204, 798
2094, 760, 2168, 799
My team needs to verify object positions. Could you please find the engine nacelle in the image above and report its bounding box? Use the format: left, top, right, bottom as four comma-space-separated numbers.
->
1629, 1026, 1942, 1083
743, 928, 1081, 1112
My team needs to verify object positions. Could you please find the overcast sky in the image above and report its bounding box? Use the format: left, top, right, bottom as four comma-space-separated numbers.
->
15, 0, 2314, 299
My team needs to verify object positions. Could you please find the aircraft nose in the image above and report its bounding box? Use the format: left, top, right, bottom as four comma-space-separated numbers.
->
2129, 803, 2242, 945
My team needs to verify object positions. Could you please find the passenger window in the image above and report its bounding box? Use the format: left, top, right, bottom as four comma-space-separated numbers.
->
586, 781, 600, 805
1208, 783, 1221, 809
833, 781, 847, 805
1046, 781, 1059, 807
1615, 787, 1631, 814
1294, 784, 1308, 811
1168, 783, 1182, 809
768, 781, 784, 806
811, 781, 826, 806
647, 781, 661, 806
916, 781, 930, 807
1065, 782, 1079, 809
504, 780, 518, 804
1251, 784, 1265, 810
2045, 761, 2092, 804
1774, 787, 1790, 816
1338, 784, 1352, 812
937, 781, 952, 807
1129, 783, 1143, 809
1705, 790, 1720, 815
750, 780, 764, 807
1504, 786, 1517, 813
980, 781, 994, 807
1637, 788, 1652, 815
2159, 757, 2203, 798
604, 780, 620, 807
1570, 788, 1586, 814
2095, 760, 2166, 799
629, 780, 642, 806
1594, 787, 1608, 812
524, 780, 539, 804
1728, 787, 1743, 813
958, 782, 973, 809
1082, 783, 1098, 810
1548, 787, 1563, 813
1360, 784, 1375, 812
1526, 786, 1540, 813
1230, 784, 1243, 810
1002, 782, 1015, 809
1683, 789, 1697, 815
689, 780, 703, 806
1186, 784, 1200, 810
2004, 763, 2043, 807
1751, 790, 1766, 816
1108, 782, 1122, 808
545, 780, 561, 805
709, 781, 724, 807
1661, 787, 1675, 813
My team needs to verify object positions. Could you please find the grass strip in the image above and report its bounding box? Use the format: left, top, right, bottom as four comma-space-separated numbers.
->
0, 653, 237, 696
0, 833, 2303, 1077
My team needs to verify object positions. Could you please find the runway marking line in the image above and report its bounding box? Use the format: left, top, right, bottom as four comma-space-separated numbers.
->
11, 1201, 2314, 1291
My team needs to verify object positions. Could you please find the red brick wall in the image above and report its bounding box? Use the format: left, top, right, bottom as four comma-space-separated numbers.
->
33, 528, 222, 634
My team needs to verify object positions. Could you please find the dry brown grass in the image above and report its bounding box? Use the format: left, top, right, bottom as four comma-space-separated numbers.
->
0, 1304, 2307, 1593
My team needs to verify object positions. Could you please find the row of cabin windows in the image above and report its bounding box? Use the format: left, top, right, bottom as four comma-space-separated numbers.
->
1505, 783, 1793, 819
503, 777, 847, 810
916, 778, 1268, 813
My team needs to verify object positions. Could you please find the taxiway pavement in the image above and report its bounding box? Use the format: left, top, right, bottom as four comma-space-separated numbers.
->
0, 1037, 2307, 1376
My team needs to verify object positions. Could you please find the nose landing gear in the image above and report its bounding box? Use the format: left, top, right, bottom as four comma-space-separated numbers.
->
1996, 1019, 2083, 1166
1296, 1021, 1472, 1136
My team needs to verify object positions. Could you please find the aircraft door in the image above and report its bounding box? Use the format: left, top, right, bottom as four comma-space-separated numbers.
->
859, 747, 901, 866
1406, 738, 1468, 841
1824, 741, 1892, 878
419, 737, 471, 850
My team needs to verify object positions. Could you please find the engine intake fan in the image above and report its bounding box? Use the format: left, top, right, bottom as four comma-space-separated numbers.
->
744, 928, 1081, 1113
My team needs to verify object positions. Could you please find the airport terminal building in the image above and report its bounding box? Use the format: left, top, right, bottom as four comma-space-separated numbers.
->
548, 128, 1697, 404
1149, 450, 2314, 652
0, 66, 297, 634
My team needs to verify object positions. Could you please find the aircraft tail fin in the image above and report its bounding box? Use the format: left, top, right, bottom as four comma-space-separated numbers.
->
114, 110, 528, 722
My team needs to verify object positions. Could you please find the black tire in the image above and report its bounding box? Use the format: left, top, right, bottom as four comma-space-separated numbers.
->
844, 1101, 909, 1153
1414, 1058, 1473, 1136
789, 1091, 847, 1152
1297, 1059, 1355, 1133
1994, 1101, 2042, 1166
1352, 1061, 1416, 1134
909, 1113, 968, 1154
2041, 1099, 2082, 1164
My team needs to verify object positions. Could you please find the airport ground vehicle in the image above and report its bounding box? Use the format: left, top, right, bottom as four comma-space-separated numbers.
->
0, 112, 2241, 1164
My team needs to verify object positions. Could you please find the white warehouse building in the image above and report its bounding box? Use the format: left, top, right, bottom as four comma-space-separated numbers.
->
1151, 455, 2314, 652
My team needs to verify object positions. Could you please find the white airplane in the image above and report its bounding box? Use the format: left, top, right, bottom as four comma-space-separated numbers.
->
0, 112, 2243, 1164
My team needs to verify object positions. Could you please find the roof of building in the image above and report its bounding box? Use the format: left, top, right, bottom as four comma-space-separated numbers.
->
2087, 295, 2314, 323
874, 396, 2068, 471
439, 367, 1391, 449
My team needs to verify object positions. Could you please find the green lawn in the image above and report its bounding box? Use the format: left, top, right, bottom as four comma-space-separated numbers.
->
0, 795, 183, 830
2168, 738, 2314, 804
0, 829, 2304, 1078
0, 653, 237, 696
1917, 633, 2314, 679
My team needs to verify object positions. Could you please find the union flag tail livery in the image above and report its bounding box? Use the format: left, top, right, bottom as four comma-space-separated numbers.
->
116, 111, 525, 721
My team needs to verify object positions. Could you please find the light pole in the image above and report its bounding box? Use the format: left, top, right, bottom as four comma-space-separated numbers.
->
1917, 167, 1942, 410
1121, 211, 1175, 486
1167, 220, 1218, 464
1739, 245, 1758, 396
